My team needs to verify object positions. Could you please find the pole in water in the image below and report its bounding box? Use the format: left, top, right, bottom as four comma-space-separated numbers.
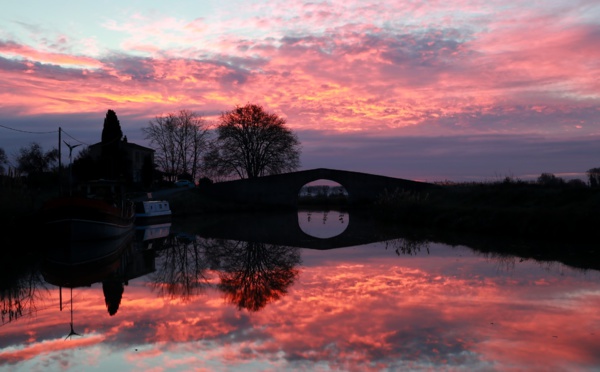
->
65, 288, 81, 340
58, 127, 62, 196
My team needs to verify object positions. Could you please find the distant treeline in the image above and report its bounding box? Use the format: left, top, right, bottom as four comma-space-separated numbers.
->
374, 174, 600, 243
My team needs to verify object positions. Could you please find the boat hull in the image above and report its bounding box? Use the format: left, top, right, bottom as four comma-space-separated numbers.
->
41, 196, 135, 241
46, 218, 135, 241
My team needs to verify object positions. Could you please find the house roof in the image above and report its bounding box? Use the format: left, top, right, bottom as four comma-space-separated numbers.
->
89, 141, 154, 152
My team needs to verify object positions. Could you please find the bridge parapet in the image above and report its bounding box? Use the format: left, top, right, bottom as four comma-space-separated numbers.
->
202, 168, 436, 207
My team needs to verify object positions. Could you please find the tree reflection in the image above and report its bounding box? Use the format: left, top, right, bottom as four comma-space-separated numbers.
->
1, 262, 45, 325
206, 240, 301, 312
102, 279, 124, 316
147, 233, 301, 310
383, 237, 430, 256
149, 233, 210, 302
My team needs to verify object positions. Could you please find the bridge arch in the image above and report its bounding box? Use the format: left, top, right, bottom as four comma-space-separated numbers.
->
203, 168, 436, 208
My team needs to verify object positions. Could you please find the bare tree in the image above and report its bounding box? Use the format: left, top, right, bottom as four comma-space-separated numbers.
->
0, 147, 7, 175
203, 103, 301, 179
142, 110, 208, 182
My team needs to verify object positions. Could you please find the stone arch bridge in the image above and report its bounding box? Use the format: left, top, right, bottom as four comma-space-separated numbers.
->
203, 168, 436, 207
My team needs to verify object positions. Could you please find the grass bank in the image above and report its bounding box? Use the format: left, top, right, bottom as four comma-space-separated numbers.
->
0, 182, 58, 253
165, 180, 600, 242
373, 181, 600, 242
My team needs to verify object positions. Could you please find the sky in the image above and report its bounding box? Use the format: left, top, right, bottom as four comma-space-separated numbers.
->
1, 0, 599, 181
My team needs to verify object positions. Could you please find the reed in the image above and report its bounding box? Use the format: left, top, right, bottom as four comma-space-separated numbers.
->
373, 181, 600, 242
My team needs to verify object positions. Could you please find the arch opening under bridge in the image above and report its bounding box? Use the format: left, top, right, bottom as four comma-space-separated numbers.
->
298, 179, 349, 206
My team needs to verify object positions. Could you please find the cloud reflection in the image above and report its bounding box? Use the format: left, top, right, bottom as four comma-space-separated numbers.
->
1, 239, 600, 370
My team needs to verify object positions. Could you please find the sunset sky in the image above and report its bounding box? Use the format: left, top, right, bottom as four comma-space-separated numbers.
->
1, 0, 599, 181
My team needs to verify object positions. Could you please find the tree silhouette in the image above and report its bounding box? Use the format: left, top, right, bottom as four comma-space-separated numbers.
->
203, 103, 301, 179
102, 109, 123, 144
72, 146, 100, 182
101, 109, 124, 179
143, 109, 208, 182
207, 240, 301, 311
586, 168, 600, 188
141, 155, 155, 188
15, 142, 58, 175
1, 260, 44, 326
383, 237, 430, 256
537, 173, 564, 186
102, 279, 124, 316
0, 147, 7, 175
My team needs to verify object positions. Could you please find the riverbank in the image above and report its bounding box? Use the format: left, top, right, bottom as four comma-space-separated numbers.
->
372, 180, 600, 243
2, 179, 598, 250
167, 180, 600, 243
0, 183, 58, 250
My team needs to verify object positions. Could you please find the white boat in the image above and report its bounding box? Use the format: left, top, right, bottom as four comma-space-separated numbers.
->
135, 200, 171, 225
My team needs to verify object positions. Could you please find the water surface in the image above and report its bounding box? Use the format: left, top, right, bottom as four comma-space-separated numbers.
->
1, 211, 599, 371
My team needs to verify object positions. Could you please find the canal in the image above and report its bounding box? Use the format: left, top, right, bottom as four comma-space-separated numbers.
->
1, 210, 599, 371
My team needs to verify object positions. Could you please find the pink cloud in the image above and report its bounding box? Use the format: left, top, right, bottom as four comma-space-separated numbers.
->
0, 0, 598, 142
0, 41, 102, 68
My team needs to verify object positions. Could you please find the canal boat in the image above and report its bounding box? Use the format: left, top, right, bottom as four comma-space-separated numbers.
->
135, 200, 171, 225
40, 180, 136, 241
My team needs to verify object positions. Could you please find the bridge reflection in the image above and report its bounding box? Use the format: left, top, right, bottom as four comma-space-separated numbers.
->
194, 209, 410, 250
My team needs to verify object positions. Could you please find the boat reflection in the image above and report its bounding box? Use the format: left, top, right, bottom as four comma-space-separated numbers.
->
43, 222, 169, 289
135, 222, 171, 248
43, 230, 135, 281
41, 234, 131, 330
40, 224, 166, 326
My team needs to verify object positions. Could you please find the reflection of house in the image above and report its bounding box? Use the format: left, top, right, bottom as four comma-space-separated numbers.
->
88, 140, 154, 184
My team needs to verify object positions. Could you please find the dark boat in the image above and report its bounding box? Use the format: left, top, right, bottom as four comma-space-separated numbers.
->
40, 180, 135, 241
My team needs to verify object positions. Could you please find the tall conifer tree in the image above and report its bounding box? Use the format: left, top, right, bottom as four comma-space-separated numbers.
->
101, 109, 124, 179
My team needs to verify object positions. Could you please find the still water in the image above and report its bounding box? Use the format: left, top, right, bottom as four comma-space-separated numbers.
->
1, 210, 600, 371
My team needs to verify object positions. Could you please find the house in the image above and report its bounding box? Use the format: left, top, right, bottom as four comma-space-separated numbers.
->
88, 139, 154, 184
